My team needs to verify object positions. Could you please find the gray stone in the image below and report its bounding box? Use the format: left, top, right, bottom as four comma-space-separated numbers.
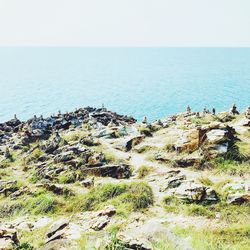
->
46, 219, 69, 239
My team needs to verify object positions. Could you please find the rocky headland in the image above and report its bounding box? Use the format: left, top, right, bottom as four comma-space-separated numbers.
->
0, 106, 249, 250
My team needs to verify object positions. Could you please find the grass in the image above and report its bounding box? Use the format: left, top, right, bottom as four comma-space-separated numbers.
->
163, 195, 249, 223
162, 143, 175, 152
198, 176, 214, 186
61, 130, 89, 142
103, 151, 118, 164
17, 225, 50, 249
67, 182, 154, 215
0, 168, 10, 179
190, 117, 211, 125
212, 158, 250, 176
0, 181, 153, 221
26, 148, 43, 163
151, 234, 181, 250
0, 160, 11, 168
58, 172, 76, 184
173, 224, 250, 250
0, 187, 63, 219
137, 165, 153, 178
136, 145, 157, 153
236, 141, 250, 159
138, 126, 152, 136
93, 144, 119, 164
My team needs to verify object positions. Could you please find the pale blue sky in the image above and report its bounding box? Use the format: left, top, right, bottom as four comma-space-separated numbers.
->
0, 0, 249, 46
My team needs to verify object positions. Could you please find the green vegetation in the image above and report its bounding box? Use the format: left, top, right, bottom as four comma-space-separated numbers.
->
136, 145, 157, 153
18, 225, 50, 249
62, 130, 89, 142
198, 176, 214, 186
67, 182, 154, 215
174, 224, 250, 250
152, 235, 180, 250
0, 193, 57, 219
190, 117, 211, 125
138, 126, 152, 136
162, 143, 175, 152
212, 157, 250, 176
236, 141, 250, 159
163, 195, 249, 223
58, 172, 76, 184
103, 151, 118, 163
137, 165, 153, 178
26, 147, 43, 163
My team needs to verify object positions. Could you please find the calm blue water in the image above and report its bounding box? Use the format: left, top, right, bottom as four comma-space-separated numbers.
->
0, 48, 249, 122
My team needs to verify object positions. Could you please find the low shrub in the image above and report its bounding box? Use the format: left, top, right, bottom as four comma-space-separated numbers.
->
137, 165, 153, 178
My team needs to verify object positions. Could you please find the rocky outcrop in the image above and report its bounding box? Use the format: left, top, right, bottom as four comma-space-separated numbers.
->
82, 164, 131, 179
0, 108, 136, 147
227, 193, 250, 204
0, 228, 19, 250
170, 181, 218, 204
46, 219, 69, 242
115, 135, 145, 151
0, 180, 18, 197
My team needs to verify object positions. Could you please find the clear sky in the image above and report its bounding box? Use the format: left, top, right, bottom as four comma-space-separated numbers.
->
0, 0, 249, 46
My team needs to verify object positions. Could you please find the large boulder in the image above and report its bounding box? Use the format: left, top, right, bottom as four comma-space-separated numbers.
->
174, 128, 206, 153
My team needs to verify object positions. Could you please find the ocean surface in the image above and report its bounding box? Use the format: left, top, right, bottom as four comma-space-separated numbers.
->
0, 47, 249, 122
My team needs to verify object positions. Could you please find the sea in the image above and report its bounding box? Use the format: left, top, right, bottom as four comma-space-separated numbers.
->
0, 47, 249, 122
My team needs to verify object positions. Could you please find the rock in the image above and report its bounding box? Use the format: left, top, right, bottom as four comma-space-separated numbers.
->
54, 151, 75, 163
172, 156, 203, 168
10, 187, 31, 200
46, 229, 66, 244
0, 228, 19, 249
115, 135, 145, 152
87, 153, 105, 166
37, 184, 72, 196
0, 180, 18, 197
245, 107, 250, 119
227, 193, 250, 204
206, 129, 228, 144
41, 239, 74, 250
82, 164, 131, 179
33, 217, 52, 229
46, 219, 69, 239
16, 221, 33, 232
174, 128, 206, 153
172, 181, 218, 204
93, 128, 116, 139
97, 205, 116, 217
117, 218, 192, 250
80, 178, 94, 188
205, 187, 219, 203
160, 174, 186, 191
90, 215, 110, 231
80, 136, 98, 146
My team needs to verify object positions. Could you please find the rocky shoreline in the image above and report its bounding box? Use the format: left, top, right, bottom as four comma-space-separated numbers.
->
0, 106, 249, 249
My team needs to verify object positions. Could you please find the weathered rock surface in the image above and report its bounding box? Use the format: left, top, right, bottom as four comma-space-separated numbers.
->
0, 228, 19, 250
82, 164, 131, 178
171, 181, 218, 204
